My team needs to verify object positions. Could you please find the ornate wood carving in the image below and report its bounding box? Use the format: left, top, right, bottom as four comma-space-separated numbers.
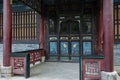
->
82, 59, 104, 80
11, 49, 45, 78
11, 57, 25, 74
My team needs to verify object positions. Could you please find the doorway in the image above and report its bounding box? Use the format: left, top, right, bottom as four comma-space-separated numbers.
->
58, 19, 80, 61
48, 16, 87, 61
46, 0, 98, 62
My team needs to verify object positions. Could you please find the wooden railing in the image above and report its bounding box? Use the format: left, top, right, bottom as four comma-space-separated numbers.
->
79, 55, 105, 80
11, 49, 45, 78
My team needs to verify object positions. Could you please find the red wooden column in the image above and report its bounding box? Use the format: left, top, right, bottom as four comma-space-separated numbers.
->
103, 0, 114, 72
39, 0, 44, 49
3, 0, 12, 66
40, 15, 44, 49
98, 1, 103, 55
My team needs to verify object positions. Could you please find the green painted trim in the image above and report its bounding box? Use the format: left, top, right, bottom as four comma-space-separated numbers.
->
11, 49, 44, 57
25, 54, 30, 78
82, 55, 104, 59
79, 55, 82, 80
11, 53, 28, 57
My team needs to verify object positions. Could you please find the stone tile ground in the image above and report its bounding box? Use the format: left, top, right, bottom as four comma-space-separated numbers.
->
0, 56, 120, 80
0, 62, 79, 80
0, 62, 120, 80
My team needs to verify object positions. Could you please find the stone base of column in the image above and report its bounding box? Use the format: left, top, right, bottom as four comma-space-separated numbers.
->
101, 71, 119, 80
41, 56, 45, 62
0, 66, 12, 78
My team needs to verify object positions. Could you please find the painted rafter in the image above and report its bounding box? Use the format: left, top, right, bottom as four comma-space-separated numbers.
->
18, 0, 41, 13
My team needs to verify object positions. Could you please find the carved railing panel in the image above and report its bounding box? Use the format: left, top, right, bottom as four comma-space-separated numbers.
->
11, 57, 25, 74
80, 56, 104, 80
28, 50, 43, 64
34, 51, 41, 62
29, 52, 35, 64
11, 49, 45, 78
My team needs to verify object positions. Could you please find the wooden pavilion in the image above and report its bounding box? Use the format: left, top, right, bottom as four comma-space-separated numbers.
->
0, 0, 119, 80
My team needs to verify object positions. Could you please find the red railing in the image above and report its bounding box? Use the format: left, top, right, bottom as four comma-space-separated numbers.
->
28, 49, 45, 65
11, 49, 45, 78
80, 56, 104, 80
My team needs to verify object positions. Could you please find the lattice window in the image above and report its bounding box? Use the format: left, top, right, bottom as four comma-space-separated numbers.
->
114, 4, 120, 41
12, 10, 37, 40
0, 10, 38, 42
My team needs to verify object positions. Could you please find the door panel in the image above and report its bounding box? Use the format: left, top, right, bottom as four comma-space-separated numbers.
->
49, 42, 58, 61
71, 42, 80, 56
60, 42, 69, 56
50, 42, 58, 55
71, 42, 80, 61
83, 41, 92, 55
60, 42, 69, 61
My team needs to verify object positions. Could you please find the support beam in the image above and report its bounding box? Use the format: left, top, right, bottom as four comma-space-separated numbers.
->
3, 0, 12, 66
103, 0, 114, 72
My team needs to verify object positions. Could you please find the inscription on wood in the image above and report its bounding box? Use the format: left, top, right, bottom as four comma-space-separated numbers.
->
82, 59, 104, 80
85, 62, 100, 75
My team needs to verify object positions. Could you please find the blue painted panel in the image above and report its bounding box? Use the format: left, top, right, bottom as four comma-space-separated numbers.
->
50, 42, 57, 55
60, 42, 68, 55
71, 42, 79, 55
83, 42, 92, 55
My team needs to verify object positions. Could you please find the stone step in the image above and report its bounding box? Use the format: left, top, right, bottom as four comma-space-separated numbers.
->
0, 66, 12, 78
